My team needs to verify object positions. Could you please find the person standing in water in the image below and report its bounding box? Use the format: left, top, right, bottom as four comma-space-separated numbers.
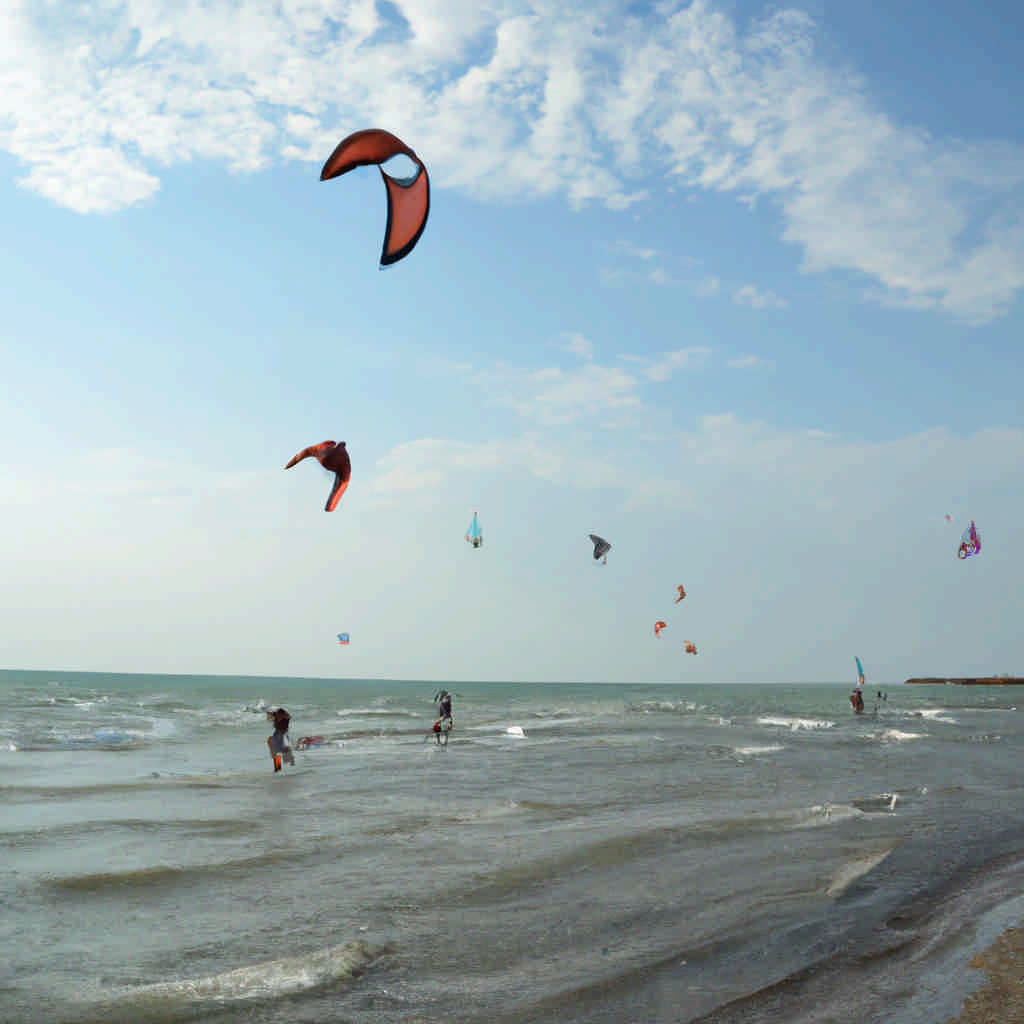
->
849, 690, 864, 715
267, 708, 295, 771
432, 690, 453, 746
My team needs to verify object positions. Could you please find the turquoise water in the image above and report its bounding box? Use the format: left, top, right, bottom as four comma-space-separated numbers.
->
2, 670, 1023, 1022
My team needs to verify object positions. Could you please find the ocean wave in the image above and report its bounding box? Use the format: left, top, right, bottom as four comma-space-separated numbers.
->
851, 792, 900, 814
103, 939, 380, 1008
22, 717, 176, 751
908, 708, 958, 724
45, 847, 302, 893
757, 715, 836, 731
733, 743, 785, 757
826, 846, 895, 897
881, 729, 925, 742
628, 699, 701, 714
335, 706, 419, 717
2, 817, 258, 849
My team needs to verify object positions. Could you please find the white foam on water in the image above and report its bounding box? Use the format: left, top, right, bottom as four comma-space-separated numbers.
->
336, 707, 416, 717
733, 743, 785, 757
109, 940, 378, 1005
826, 845, 896, 897
910, 708, 958, 724
519, 716, 584, 729
757, 715, 836, 731
882, 728, 925, 742
794, 803, 863, 827
505, 725, 527, 737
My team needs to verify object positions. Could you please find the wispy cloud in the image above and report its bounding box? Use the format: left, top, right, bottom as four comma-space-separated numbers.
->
3, 1, 1023, 320
644, 346, 711, 381
367, 434, 621, 498
613, 240, 658, 261
1, 446, 274, 507
562, 332, 594, 359
726, 354, 765, 369
479, 361, 644, 426
733, 285, 788, 310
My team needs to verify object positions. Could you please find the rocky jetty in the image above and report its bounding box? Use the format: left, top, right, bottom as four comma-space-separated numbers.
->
904, 677, 1024, 685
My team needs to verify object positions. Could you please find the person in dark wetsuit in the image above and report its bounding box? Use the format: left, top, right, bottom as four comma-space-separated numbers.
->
267, 708, 295, 771
849, 690, 864, 715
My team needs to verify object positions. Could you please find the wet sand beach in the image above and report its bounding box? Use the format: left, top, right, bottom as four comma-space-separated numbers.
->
946, 924, 1024, 1024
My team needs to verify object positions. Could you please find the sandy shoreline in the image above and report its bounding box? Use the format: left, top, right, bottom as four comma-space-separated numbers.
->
945, 924, 1024, 1023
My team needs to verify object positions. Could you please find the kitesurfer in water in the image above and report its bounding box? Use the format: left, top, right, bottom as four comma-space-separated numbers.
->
267, 708, 295, 771
849, 690, 864, 715
433, 690, 453, 746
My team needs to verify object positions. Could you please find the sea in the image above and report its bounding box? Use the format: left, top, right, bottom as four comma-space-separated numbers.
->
3, 670, 1024, 1024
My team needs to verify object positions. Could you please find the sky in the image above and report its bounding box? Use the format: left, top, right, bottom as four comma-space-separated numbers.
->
1, 0, 1022, 684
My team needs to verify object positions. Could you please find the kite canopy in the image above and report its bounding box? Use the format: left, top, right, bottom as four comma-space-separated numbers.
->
465, 512, 483, 548
855, 656, 865, 687
321, 128, 430, 267
957, 520, 981, 559
285, 440, 351, 511
654, 621, 667, 637
589, 534, 611, 561
338, 633, 350, 645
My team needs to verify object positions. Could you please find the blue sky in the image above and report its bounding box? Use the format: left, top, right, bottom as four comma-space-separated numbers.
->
1, 0, 1022, 683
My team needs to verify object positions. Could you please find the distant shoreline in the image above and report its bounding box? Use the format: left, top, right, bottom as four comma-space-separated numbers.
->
905, 677, 1024, 685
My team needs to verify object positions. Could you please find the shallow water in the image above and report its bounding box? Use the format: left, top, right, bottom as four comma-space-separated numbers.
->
2, 671, 1023, 1022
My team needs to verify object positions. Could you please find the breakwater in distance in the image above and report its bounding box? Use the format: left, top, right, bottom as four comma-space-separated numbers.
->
905, 677, 1024, 685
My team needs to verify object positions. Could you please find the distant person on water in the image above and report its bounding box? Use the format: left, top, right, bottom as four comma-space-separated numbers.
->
432, 690, 453, 746
267, 708, 295, 771
850, 690, 864, 715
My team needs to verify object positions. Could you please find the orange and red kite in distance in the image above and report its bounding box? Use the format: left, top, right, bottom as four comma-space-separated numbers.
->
654, 621, 667, 637
321, 129, 430, 267
675, 585, 686, 603
684, 641, 698, 655
285, 441, 351, 511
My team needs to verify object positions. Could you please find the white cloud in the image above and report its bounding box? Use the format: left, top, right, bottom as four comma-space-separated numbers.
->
480, 361, 644, 425
1, 445, 275, 507
366, 434, 621, 497
726, 354, 763, 368
733, 284, 788, 309
644, 346, 711, 381
614, 240, 658, 261
2, 1, 1023, 319
696, 276, 721, 297
561, 332, 594, 359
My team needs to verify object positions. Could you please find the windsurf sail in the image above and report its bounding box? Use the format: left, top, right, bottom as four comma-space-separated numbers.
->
337, 633, 350, 645
855, 656, 865, 687
465, 512, 483, 548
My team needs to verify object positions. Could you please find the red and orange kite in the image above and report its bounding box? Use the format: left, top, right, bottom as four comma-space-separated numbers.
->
321, 129, 430, 267
285, 441, 351, 511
